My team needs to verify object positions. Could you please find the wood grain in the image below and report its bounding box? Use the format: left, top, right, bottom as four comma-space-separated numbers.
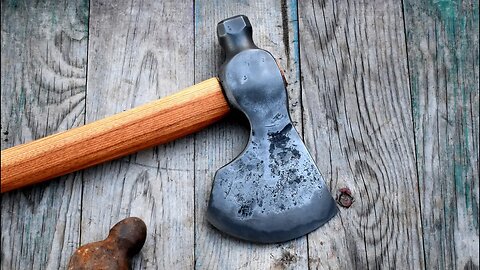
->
0, 0, 88, 269
299, 0, 425, 268
2, 1, 478, 269
403, 0, 479, 269
1, 78, 228, 193
80, 0, 197, 269
193, 1, 309, 269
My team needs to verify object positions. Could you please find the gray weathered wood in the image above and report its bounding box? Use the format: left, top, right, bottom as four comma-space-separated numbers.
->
193, 0, 308, 269
403, 0, 479, 269
299, 0, 425, 268
80, 0, 195, 269
2, 1, 478, 269
0, 1, 88, 269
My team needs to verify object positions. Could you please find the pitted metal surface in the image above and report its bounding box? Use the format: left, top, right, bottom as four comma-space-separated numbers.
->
206, 15, 338, 243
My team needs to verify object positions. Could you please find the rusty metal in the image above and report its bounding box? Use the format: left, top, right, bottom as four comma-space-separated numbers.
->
67, 217, 147, 270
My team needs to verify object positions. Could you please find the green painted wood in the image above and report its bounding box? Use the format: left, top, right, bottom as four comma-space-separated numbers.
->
0, 0, 88, 269
403, 0, 479, 269
299, 0, 425, 268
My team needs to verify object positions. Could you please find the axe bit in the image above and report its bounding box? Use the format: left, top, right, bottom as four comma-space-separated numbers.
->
207, 15, 337, 243
1, 15, 337, 243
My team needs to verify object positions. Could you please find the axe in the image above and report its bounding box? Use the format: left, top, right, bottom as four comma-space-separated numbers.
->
1, 15, 337, 243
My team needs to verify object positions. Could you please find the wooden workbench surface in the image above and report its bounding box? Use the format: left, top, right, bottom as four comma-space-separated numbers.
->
1, 0, 478, 269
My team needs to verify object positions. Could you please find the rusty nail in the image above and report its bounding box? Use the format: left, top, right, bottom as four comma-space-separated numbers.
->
336, 187, 354, 208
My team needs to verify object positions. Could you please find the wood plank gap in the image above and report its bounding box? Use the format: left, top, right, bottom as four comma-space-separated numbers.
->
400, 0, 428, 268
79, 0, 91, 248
194, 1, 307, 269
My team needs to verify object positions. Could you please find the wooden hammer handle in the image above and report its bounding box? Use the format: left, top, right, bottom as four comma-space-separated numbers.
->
1, 78, 229, 193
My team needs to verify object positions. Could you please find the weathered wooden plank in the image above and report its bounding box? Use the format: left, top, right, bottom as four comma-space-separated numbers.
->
299, 0, 425, 268
193, 1, 308, 269
80, 1, 195, 269
403, 0, 479, 269
0, 0, 88, 269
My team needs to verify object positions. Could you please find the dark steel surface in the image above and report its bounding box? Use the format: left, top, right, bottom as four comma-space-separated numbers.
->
207, 15, 338, 243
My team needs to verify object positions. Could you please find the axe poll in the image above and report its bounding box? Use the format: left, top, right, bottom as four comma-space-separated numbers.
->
1, 15, 337, 243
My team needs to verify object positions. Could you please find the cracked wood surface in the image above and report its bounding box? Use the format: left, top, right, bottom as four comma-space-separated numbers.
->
1, 0, 478, 269
403, 0, 479, 269
1, 1, 87, 269
299, 0, 424, 269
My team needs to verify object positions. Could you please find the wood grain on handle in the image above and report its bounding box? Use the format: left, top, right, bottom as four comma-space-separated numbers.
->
1, 78, 229, 193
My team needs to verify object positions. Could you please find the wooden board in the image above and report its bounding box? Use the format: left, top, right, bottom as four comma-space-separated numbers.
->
0, 1, 88, 269
403, 0, 479, 269
298, 0, 425, 268
1, 0, 478, 269
80, 0, 195, 269
193, 1, 308, 269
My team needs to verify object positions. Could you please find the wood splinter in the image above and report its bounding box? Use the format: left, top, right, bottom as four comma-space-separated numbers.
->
68, 217, 147, 270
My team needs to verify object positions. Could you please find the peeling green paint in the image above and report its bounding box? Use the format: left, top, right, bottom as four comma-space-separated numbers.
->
433, 0, 476, 212
290, 0, 300, 81
8, 0, 19, 9
405, 0, 479, 266
434, 0, 457, 20
82, 0, 89, 34
50, 5, 57, 26
410, 75, 420, 131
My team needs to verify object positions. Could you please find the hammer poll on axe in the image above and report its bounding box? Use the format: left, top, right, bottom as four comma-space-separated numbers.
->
1, 15, 337, 243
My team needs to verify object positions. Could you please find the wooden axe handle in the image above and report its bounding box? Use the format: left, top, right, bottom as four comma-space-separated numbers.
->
1, 78, 229, 193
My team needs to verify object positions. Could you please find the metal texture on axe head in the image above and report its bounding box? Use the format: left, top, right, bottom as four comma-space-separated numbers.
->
207, 15, 338, 243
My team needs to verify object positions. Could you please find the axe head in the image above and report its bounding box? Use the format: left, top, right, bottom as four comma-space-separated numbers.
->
206, 15, 338, 243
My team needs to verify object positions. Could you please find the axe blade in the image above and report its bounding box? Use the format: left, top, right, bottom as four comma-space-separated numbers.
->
206, 15, 338, 243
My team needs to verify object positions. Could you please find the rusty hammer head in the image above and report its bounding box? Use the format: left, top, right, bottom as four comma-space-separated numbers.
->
206, 15, 338, 243
67, 217, 147, 269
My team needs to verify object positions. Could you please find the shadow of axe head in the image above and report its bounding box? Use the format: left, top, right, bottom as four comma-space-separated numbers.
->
206, 15, 338, 244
